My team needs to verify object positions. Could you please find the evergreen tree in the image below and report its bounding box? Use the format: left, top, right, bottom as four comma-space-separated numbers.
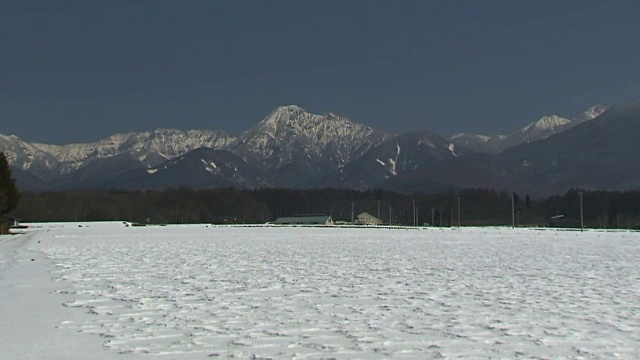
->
0, 152, 20, 234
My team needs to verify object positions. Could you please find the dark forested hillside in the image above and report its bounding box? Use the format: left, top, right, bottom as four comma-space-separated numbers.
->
12, 187, 640, 229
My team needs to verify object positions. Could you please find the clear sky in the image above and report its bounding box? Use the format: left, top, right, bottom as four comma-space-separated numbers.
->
2, 0, 640, 144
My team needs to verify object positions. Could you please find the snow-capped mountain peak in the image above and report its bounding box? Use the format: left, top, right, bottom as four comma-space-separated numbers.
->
450, 133, 491, 142
449, 104, 607, 154
232, 105, 392, 186
259, 105, 347, 128
241, 105, 390, 154
0, 128, 238, 180
1, 101, 619, 192
521, 115, 571, 133
573, 104, 607, 124
275, 104, 304, 113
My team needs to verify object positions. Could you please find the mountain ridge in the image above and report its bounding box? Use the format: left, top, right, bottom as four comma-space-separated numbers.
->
449, 105, 607, 154
2, 101, 637, 195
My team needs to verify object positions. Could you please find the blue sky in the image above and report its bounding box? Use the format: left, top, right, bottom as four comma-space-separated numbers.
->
2, 0, 640, 144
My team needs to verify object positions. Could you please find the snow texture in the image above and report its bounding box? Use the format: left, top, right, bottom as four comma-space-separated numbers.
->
2, 223, 639, 359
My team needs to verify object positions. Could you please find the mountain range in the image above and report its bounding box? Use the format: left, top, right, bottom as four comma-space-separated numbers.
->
1, 100, 638, 196
449, 104, 606, 154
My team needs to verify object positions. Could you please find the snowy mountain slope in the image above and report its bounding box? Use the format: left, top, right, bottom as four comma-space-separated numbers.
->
1, 106, 391, 189
3, 100, 635, 195
96, 148, 273, 190
49, 153, 155, 190
450, 105, 606, 154
231, 105, 392, 186
317, 131, 468, 189
448, 133, 503, 155
497, 115, 572, 151
0, 129, 237, 182
496, 100, 640, 194
572, 104, 607, 125
0, 134, 67, 180
380, 103, 637, 196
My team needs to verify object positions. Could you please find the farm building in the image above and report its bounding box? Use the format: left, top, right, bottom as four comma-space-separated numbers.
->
274, 215, 334, 225
354, 212, 383, 225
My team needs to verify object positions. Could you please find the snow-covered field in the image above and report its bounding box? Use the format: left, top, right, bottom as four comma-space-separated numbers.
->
1, 223, 639, 359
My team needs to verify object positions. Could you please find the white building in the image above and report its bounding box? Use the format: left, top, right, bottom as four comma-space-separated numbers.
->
274, 215, 334, 225
354, 212, 383, 225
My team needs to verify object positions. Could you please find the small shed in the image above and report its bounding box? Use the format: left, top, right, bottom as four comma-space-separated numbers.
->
274, 214, 334, 225
355, 212, 383, 225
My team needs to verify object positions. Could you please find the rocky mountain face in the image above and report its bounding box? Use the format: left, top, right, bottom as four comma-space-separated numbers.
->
0, 129, 237, 183
231, 105, 391, 186
100, 148, 273, 190
1, 105, 391, 190
2, 100, 637, 196
450, 105, 607, 154
316, 131, 466, 190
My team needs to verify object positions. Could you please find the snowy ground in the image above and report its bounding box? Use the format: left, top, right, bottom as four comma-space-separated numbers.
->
1, 223, 639, 359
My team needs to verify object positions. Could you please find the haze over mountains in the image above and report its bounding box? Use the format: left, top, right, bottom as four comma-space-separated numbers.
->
2, 99, 639, 196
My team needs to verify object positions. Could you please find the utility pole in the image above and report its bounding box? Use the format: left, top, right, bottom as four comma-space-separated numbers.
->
351, 201, 355, 224
377, 200, 381, 222
431, 207, 435, 227
457, 196, 461, 228
389, 206, 392, 226
511, 193, 515, 228
411, 199, 416, 226
579, 191, 584, 232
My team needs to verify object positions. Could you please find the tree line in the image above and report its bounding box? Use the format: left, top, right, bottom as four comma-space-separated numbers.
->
11, 186, 640, 229
1, 152, 20, 234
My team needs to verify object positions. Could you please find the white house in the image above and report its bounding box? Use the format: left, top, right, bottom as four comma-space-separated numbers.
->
354, 212, 383, 225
